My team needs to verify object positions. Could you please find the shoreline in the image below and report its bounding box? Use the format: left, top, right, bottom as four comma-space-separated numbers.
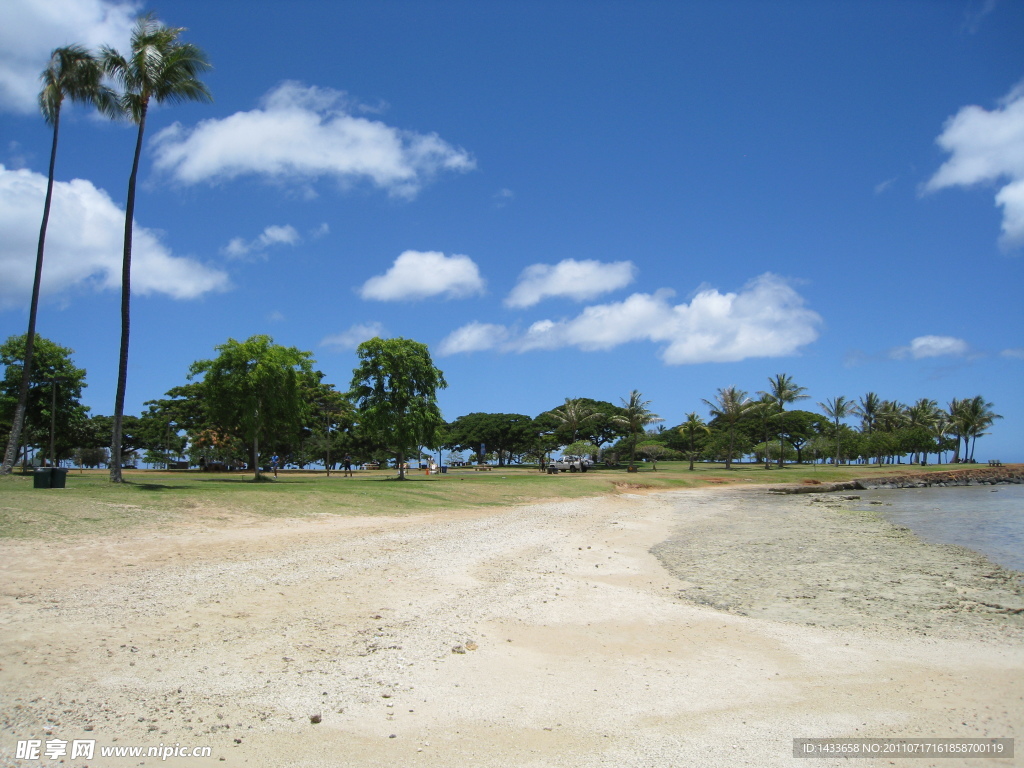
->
653, 487, 1024, 641
1, 486, 1021, 766
770, 465, 1023, 494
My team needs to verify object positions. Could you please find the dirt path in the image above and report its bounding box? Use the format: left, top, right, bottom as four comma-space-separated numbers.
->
1, 489, 1020, 767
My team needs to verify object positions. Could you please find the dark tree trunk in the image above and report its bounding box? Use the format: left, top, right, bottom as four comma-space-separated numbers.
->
111, 103, 147, 483
2, 112, 61, 476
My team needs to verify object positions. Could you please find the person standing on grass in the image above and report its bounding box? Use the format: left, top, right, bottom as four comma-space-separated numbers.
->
270, 454, 279, 477
343, 454, 353, 477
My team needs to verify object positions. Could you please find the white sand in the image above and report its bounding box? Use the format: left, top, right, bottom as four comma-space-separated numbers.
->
0, 488, 1020, 767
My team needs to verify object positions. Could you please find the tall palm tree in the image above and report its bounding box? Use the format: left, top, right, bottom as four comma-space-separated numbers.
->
854, 391, 882, 434
818, 395, 855, 466
947, 397, 967, 463
546, 397, 600, 444
102, 15, 211, 482
702, 386, 750, 469
1, 46, 118, 476
763, 373, 808, 467
950, 396, 1001, 462
678, 412, 710, 471
613, 390, 662, 469
906, 398, 940, 464
750, 394, 780, 469
873, 400, 908, 464
929, 413, 952, 465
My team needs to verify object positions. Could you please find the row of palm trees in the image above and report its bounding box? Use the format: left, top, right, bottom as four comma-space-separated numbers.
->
819, 393, 1000, 464
543, 378, 999, 471
547, 390, 664, 469
0, 15, 212, 481
692, 377, 1000, 469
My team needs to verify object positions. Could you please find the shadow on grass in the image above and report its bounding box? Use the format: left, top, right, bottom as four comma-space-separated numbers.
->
192, 476, 318, 485
130, 483, 183, 492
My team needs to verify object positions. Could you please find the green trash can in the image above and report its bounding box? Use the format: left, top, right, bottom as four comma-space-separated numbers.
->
50, 468, 68, 488
33, 467, 53, 488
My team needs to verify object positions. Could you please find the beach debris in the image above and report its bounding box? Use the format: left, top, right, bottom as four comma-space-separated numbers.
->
465, 640, 478, 651
309, 713, 321, 724
452, 644, 466, 654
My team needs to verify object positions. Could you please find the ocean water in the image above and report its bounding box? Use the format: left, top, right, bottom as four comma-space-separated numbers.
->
853, 484, 1024, 573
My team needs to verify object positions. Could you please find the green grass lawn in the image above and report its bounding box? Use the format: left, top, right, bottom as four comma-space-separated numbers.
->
0, 461, 981, 540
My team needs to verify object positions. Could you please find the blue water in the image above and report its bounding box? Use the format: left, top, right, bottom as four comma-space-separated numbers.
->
855, 484, 1024, 573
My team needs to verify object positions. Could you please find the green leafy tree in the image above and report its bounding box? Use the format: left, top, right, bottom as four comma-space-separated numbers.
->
102, 15, 212, 483
635, 441, 675, 470
444, 412, 535, 466
563, 440, 599, 460
612, 390, 662, 469
2, 47, 117, 475
573, 398, 629, 449
525, 413, 561, 469
88, 414, 145, 467
349, 337, 447, 480
775, 410, 820, 464
1, 334, 89, 467
189, 335, 316, 481
702, 386, 751, 469
303, 378, 354, 476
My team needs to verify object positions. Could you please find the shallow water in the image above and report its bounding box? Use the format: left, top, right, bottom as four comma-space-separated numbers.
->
853, 484, 1024, 573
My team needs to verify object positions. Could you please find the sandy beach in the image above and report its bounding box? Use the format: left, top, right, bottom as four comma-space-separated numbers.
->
1, 486, 1021, 767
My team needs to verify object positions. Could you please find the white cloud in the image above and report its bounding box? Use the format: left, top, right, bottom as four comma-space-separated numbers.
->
924, 82, 1024, 247
321, 322, 386, 350
223, 224, 300, 259
151, 81, 475, 199
0, 164, 229, 309
359, 250, 485, 301
890, 335, 970, 360
999, 347, 1024, 359
310, 222, 330, 239
493, 188, 515, 208
874, 177, 897, 195
0, 0, 138, 114
437, 322, 510, 356
505, 259, 637, 308
442, 273, 821, 364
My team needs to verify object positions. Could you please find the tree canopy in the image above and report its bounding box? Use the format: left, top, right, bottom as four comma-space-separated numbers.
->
189, 335, 316, 480
349, 337, 447, 480
0, 334, 90, 466
444, 412, 535, 466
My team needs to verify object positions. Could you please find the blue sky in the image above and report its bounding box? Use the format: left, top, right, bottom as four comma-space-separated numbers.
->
1, 0, 1022, 460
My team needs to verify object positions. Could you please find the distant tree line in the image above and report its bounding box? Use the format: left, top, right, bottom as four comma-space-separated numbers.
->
0, 333, 1003, 476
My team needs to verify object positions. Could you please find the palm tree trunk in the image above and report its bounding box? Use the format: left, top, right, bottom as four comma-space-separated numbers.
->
110, 104, 147, 483
725, 427, 734, 470
1, 113, 61, 476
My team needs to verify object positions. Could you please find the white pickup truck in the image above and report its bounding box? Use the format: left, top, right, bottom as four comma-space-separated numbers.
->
547, 455, 593, 473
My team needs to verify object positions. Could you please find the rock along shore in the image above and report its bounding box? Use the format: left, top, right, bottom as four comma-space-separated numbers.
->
771, 465, 1023, 494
